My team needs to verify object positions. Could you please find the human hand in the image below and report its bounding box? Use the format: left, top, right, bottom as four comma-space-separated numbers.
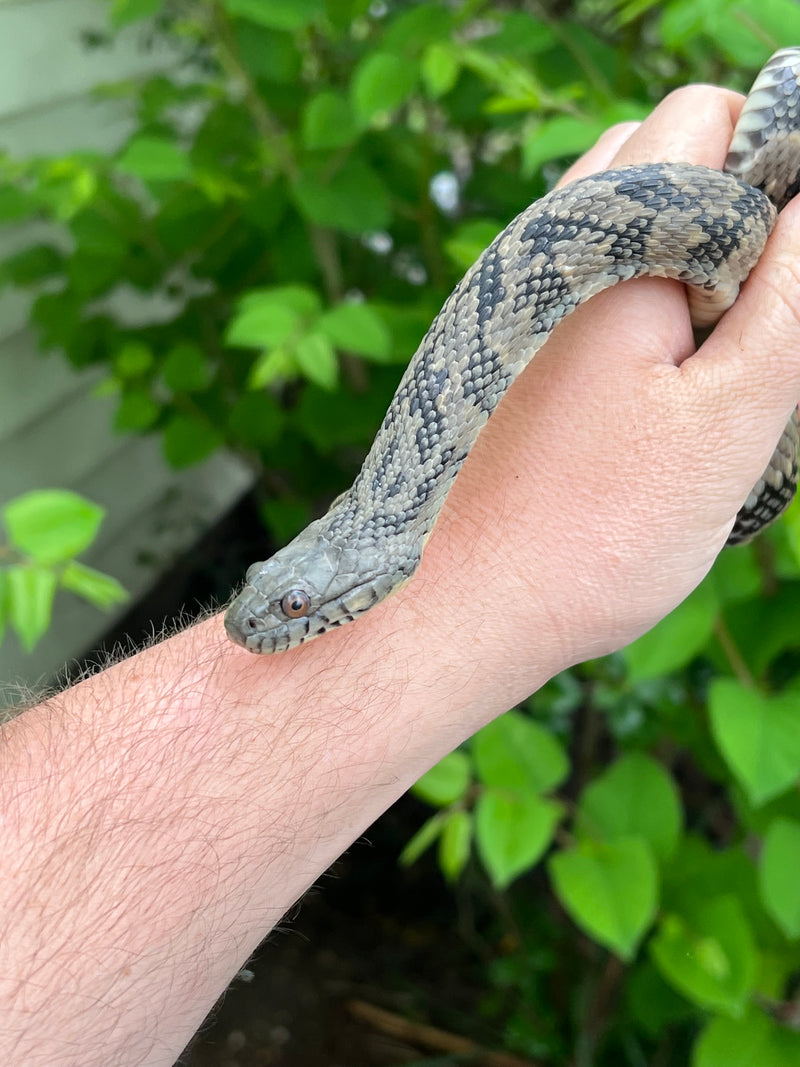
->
340, 84, 800, 720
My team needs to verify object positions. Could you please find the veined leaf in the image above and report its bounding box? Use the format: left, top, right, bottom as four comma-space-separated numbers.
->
3, 490, 104, 565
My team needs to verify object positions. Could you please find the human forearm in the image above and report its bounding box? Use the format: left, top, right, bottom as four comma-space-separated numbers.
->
0, 559, 555, 1067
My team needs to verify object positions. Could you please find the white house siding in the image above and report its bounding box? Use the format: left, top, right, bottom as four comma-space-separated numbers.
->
0, 0, 252, 692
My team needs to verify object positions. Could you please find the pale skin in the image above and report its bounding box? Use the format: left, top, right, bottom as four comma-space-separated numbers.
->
2, 86, 800, 1067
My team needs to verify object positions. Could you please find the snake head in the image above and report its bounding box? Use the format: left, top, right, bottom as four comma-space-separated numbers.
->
224, 519, 411, 653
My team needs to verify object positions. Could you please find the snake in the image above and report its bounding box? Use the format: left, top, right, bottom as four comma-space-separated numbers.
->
225, 47, 800, 654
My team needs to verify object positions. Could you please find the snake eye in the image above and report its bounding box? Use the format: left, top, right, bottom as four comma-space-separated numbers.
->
280, 590, 310, 619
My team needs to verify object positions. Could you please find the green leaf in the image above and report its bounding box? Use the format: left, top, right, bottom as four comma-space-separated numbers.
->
709, 678, 800, 807
0, 570, 8, 646
294, 332, 338, 390
3, 490, 104, 565
351, 51, 418, 125
622, 579, 718, 682
421, 42, 460, 98
318, 302, 391, 360
228, 392, 285, 447
759, 817, 800, 939
444, 219, 502, 272
381, 2, 453, 53
747, 0, 800, 60
660, 837, 763, 932
661, 0, 800, 68
162, 343, 211, 392
109, 0, 161, 27
0, 244, 63, 286
459, 47, 543, 113
33, 159, 98, 222
653, 0, 703, 48
238, 285, 322, 317
162, 414, 223, 468
472, 710, 569, 794
226, 303, 300, 349
296, 382, 388, 452
260, 497, 311, 545
724, 582, 800, 676
783, 484, 800, 569
439, 810, 472, 883
0, 186, 37, 223
302, 91, 359, 149
476, 790, 563, 889
222, 0, 323, 30
247, 347, 294, 389
7, 566, 58, 650
325, 0, 371, 29
233, 22, 300, 83
483, 12, 557, 56
291, 158, 391, 234
113, 341, 154, 378
694, 1008, 800, 1067
413, 751, 471, 807
549, 837, 658, 960
575, 753, 683, 863
709, 545, 761, 605
627, 961, 695, 1039
523, 116, 610, 176
117, 138, 191, 182
522, 105, 646, 175
359, 300, 432, 365
60, 561, 128, 611
114, 390, 160, 432
399, 812, 446, 867
650, 896, 756, 1016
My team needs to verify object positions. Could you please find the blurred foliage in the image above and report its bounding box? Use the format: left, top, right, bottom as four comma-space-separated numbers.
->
0, 490, 127, 649
2, 0, 800, 1062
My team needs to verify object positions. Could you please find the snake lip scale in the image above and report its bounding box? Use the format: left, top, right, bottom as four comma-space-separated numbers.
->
225, 47, 800, 654
225, 543, 404, 654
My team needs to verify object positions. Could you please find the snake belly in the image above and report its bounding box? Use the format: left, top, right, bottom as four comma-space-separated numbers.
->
225, 48, 800, 654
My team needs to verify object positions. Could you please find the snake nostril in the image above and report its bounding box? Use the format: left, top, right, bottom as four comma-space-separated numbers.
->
246, 616, 258, 631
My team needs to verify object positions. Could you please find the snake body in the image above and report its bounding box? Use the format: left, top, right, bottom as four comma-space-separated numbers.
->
226, 48, 800, 654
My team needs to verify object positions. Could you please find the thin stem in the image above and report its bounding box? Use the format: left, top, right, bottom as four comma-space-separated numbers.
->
714, 615, 757, 689
308, 225, 345, 303
583, 953, 626, 1054
754, 535, 779, 596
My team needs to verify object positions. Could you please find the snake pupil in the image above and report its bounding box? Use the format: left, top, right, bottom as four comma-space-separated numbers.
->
281, 590, 310, 618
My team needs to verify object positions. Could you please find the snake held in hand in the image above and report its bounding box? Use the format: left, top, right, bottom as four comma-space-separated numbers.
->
226, 48, 800, 654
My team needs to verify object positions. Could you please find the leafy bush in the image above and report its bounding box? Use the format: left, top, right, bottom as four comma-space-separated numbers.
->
408, 515, 800, 1063
3, 0, 800, 1062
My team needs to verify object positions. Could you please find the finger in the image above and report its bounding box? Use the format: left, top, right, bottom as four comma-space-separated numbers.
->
559, 85, 745, 189
607, 82, 800, 535
610, 85, 744, 168
552, 88, 747, 377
